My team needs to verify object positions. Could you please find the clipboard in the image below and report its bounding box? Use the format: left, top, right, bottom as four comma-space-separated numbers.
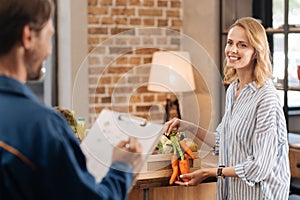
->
80, 109, 164, 182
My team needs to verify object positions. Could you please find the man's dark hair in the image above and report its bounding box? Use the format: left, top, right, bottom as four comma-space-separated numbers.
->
0, 0, 54, 55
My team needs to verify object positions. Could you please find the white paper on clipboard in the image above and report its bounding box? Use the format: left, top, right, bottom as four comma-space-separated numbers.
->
80, 109, 164, 182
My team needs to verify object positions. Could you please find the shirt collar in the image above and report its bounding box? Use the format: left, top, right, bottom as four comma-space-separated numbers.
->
234, 79, 257, 92
234, 78, 273, 92
0, 75, 40, 103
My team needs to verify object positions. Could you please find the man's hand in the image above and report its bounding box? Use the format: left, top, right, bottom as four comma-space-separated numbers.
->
112, 137, 143, 172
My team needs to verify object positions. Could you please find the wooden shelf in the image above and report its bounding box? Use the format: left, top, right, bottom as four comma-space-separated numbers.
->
275, 84, 300, 91
222, 27, 300, 35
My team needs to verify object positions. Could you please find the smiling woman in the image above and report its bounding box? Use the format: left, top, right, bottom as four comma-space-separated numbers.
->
164, 17, 290, 200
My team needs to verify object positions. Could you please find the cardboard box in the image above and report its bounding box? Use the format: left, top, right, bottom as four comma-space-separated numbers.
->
141, 151, 201, 172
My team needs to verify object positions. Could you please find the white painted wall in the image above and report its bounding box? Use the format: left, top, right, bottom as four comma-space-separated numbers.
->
56, 0, 89, 126
181, 0, 223, 131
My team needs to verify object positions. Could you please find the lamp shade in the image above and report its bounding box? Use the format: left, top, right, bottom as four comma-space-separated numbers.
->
148, 51, 195, 93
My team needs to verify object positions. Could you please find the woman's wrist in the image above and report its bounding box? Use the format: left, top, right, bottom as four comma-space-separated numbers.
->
202, 168, 218, 178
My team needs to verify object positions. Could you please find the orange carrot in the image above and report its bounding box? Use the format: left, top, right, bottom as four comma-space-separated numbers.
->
179, 154, 190, 182
179, 140, 195, 160
169, 154, 179, 185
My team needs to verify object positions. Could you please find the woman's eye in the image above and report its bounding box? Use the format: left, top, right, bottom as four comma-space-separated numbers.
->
226, 41, 233, 45
238, 43, 247, 48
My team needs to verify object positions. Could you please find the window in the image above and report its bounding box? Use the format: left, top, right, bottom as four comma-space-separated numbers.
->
272, 0, 300, 109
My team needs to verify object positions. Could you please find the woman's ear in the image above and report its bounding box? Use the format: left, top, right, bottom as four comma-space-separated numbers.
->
21, 25, 34, 50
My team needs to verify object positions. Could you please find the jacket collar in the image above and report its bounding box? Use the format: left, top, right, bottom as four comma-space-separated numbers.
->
0, 75, 40, 103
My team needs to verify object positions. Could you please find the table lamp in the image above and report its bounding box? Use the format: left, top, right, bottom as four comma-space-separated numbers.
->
148, 51, 196, 122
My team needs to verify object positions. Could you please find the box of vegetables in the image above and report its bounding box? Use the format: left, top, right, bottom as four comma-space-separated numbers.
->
141, 132, 201, 184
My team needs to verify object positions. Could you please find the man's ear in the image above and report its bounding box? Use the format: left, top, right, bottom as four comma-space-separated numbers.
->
22, 25, 34, 50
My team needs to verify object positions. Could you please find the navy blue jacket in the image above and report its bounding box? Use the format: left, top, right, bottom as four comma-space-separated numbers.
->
0, 75, 133, 200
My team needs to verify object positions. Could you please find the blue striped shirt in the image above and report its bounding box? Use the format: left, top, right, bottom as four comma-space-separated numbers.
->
215, 80, 290, 200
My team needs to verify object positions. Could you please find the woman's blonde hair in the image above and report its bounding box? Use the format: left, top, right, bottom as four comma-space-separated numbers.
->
223, 17, 273, 87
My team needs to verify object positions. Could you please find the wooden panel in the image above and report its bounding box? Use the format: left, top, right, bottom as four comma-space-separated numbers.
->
149, 182, 217, 200
289, 147, 300, 178
127, 188, 144, 200
128, 182, 217, 200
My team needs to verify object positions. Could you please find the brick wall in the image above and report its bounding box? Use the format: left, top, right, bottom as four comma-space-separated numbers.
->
87, 0, 183, 124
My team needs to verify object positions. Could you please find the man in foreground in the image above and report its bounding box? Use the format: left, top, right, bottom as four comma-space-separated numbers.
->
0, 0, 142, 199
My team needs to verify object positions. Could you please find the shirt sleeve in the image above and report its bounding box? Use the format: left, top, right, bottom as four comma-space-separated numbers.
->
99, 162, 134, 200
234, 90, 282, 186
35, 111, 134, 200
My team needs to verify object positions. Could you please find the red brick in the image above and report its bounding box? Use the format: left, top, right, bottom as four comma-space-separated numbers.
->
107, 66, 133, 74
130, 95, 141, 103
111, 8, 135, 16
109, 47, 132, 54
128, 76, 140, 83
129, 57, 141, 65
136, 86, 148, 93
88, 0, 98, 6
110, 28, 134, 35
129, 38, 141, 45
115, 38, 128, 45
129, 0, 140, 6
88, 37, 100, 45
88, 7, 108, 15
143, 0, 154, 7
88, 27, 108, 35
88, 56, 100, 65
130, 18, 141, 25
100, 0, 112, 6
116, 57, 128, 64
143, 57, 152, 64
102, 17, 114, 24
89, 67, 105, 74
116, 0, 127, 6
136, 65, 150, 73
143, 37, 154, 45
115, 17, 127, 25
136, 105, 152, 112
171, 1, 181, 8
135, 48, 158, 55
101, 96, 112, 103
111, 86, 133, 94
99, 77, 111, 84
166, 10, 180, 18
158, 19, 168, 26
144, 18, 155, 26
156, 37, 167, 45
88, 16, 100, 24
95, 87, 106, 94
158, 1, 168, 7
143, 95, 154, 102
89, 96, 99, 103
138, 9, 162, 17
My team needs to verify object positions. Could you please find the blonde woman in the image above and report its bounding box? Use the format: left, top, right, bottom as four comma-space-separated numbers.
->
165, 17, 290, 199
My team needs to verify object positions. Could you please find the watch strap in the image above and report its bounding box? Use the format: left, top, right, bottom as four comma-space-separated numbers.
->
217, 165, 225, 178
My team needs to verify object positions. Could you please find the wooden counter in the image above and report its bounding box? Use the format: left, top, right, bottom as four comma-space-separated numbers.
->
128, 165, 217, 200
289, 146, 300, 178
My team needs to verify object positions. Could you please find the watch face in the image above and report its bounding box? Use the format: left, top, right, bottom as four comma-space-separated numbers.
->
217, 165, 225, 178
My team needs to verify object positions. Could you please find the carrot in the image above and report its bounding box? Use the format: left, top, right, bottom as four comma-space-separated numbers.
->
170, 134, 184, 160
169, 154, 179, 185
179, 140, 195, 160
179, 153, 190, 182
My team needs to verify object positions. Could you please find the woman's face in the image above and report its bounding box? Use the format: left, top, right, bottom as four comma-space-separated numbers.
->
225, 26, 255, 71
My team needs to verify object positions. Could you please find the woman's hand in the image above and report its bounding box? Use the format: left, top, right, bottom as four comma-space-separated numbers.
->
164, 118, 182, 136
175, 168, 213, 186
164, 118, 192, 136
